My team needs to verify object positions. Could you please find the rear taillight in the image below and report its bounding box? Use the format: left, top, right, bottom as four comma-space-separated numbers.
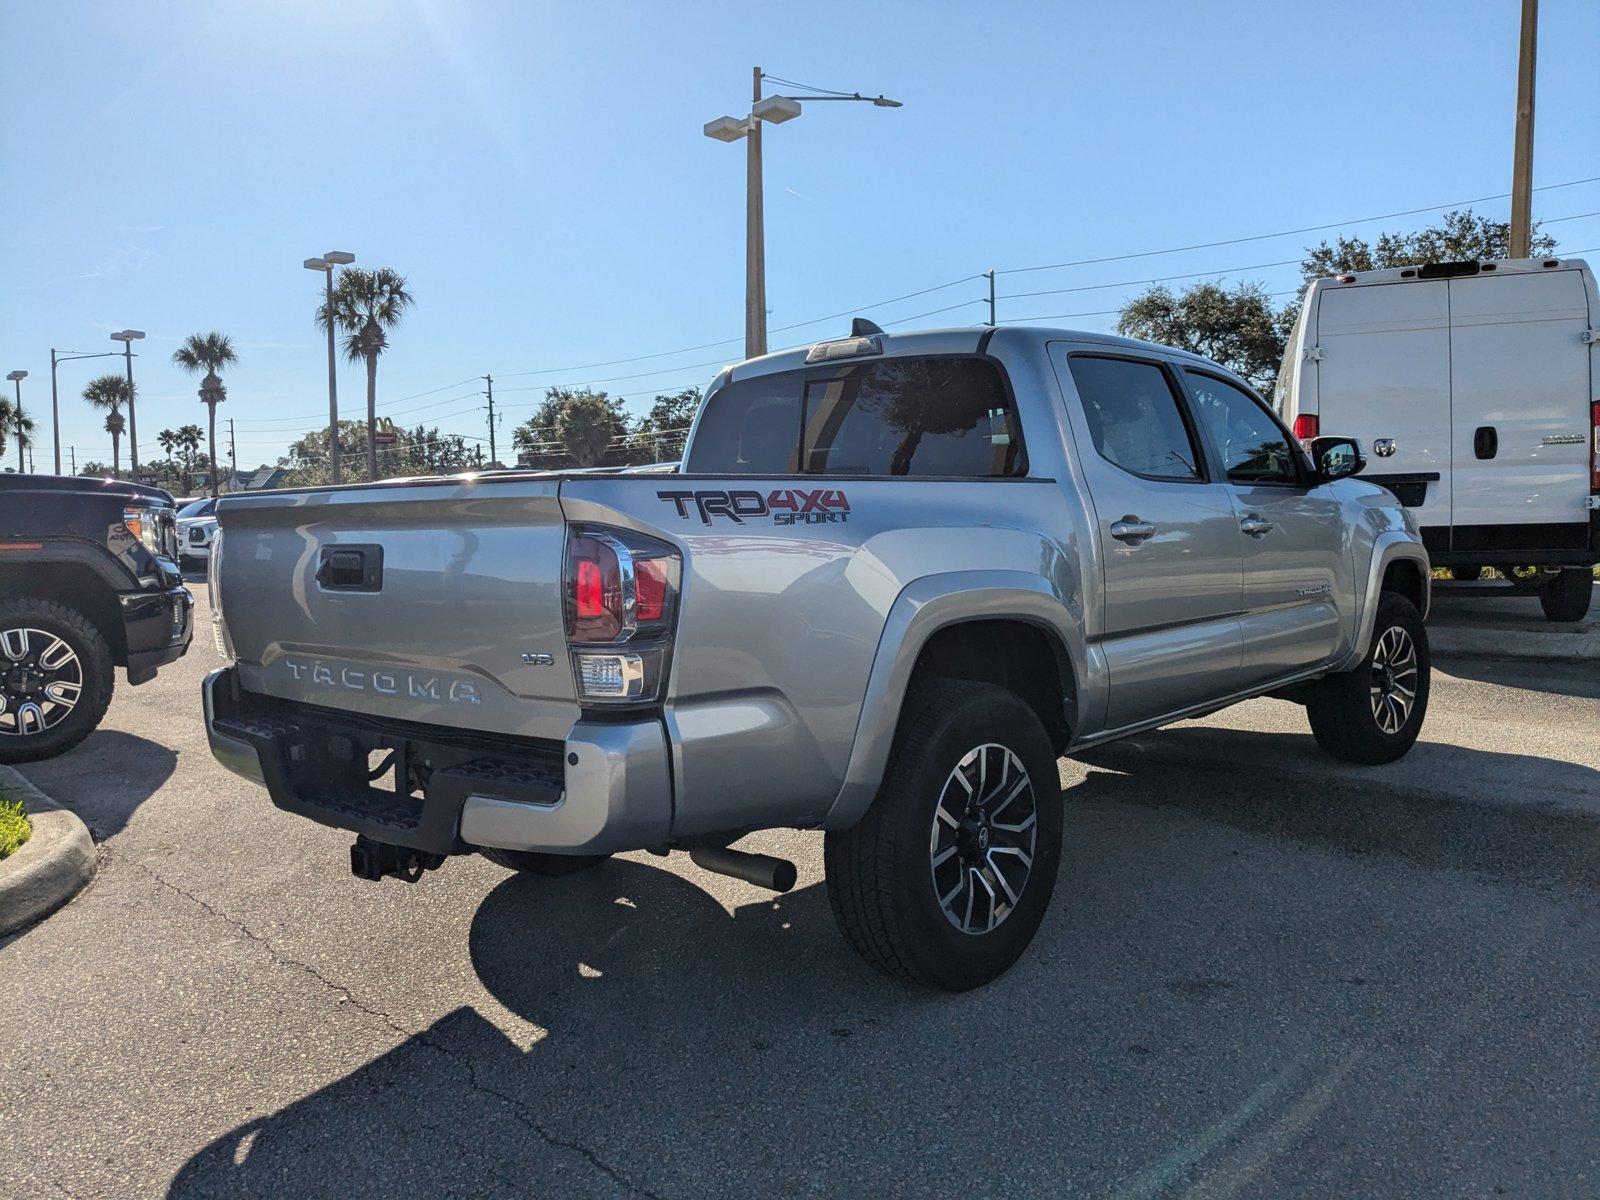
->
564, 527, 680, 703
1591, 399, 1600, 492
1291, 414, 1319, 444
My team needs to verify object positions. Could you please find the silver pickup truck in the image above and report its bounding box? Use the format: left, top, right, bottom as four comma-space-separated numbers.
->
204, 323, 1431, 989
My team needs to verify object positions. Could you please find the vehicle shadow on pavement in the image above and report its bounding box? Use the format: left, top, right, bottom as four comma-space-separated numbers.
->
1433, 653, 1600, 702
17, 729, 177, 840
1075, 729, 1600, 890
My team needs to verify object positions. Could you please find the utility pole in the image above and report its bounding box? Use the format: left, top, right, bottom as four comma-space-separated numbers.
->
985, 270, 997, 326
50, 350, 60, 474
228, 418, 238, 488
746, 66, 767, 358
483, 374, 497, 466
69, 446, 76, 474
1509, 0, 1538, 258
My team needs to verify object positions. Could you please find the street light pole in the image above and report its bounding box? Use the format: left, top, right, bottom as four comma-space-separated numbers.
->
5, 371, 26, 473
110, 331, 145, 481
705, 71, 901, 359
305, 250, 355, 485
48, 350, 118, 476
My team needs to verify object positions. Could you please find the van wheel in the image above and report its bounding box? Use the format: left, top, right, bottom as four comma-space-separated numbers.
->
0, 598, 116, 764
479, 848, 611, 875
1448, 565, 1483, 582
1540, 569, 1594, 623
824, 681, 1063, 991
1307, 593, 1429, 765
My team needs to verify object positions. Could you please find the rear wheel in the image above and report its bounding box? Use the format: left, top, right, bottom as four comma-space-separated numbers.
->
1540, 568, 1594, 623
1306, 593, 1429, 765
479, 848, 611, 875
824, 681, 1063, 991
0, 598, 115, 764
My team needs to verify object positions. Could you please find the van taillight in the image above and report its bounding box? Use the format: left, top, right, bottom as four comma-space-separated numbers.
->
1591, 400, 1600, 492
1292, 414, 1319, 444
564, 527, 681, 703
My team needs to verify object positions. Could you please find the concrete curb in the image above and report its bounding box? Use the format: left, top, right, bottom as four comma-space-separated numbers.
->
1429, 624, 1600, 662
0, 765, 97, 938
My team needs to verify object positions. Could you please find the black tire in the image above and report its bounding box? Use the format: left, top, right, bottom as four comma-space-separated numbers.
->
0, 597, 115, 764
1306, 593, 1429, 765
479, 847, 611, 875
1540, 568, 1594, 623
823, 681, 1063, 991
1448, 565, 1484, 582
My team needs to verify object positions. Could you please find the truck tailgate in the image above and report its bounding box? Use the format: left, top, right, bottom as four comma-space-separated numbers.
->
217, 478, 579, 740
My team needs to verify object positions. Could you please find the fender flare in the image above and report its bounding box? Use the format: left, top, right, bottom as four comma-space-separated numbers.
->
821, 570, 1085, 832
1336, 534, 1431, 673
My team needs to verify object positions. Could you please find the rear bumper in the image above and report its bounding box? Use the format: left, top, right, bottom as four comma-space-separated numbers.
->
202, 667, 672, 856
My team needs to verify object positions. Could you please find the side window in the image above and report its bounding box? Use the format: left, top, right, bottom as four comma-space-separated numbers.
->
1066, 356, 1202, 481
682, 375, 801, 474
1184, 371, 1298, 485
802, 357, 1023, 477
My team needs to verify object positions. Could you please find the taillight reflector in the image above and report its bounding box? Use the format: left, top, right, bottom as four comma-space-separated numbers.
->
636, 559, 667, 621
1292, 414, 1319, 443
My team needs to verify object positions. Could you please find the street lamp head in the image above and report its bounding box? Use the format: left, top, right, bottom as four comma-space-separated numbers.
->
703, 115, 750, 143
110, 330, 145, 343
303, 257, 331, 271
872, 96, 902, 107
5, 371, 26, 382
323, 251, 355, 265
753, 95, 802, 124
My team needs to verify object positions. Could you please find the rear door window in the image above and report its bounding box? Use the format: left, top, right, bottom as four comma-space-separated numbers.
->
1066, 355, 1204, 481
685, 355, 1024, 477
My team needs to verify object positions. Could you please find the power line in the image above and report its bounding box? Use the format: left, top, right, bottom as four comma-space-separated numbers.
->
995, 175, 1600, 277
997, 256, 1303, 303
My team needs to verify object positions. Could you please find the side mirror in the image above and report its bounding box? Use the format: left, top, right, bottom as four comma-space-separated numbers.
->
1309, 435, 1366, 482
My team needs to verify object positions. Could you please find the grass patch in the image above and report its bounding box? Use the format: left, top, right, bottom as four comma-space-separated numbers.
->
0, 795, 31, 860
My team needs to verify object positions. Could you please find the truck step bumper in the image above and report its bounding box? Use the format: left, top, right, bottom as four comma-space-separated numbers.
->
202, 668, 673, 857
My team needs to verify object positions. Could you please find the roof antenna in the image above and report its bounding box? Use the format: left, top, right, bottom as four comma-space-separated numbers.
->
851, 317, 885, 337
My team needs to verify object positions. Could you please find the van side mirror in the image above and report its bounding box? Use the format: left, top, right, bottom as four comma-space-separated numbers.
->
1309, 435, 1366, 482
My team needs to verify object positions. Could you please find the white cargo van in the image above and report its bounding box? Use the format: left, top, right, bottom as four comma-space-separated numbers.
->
1277, 256, 1599, 621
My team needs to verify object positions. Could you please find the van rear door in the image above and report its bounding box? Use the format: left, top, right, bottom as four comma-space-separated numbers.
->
1315, 280, 1452, 535
1447, 268, 1593, 532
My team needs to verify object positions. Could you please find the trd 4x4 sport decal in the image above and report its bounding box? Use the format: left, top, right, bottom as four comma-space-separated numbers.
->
657, 488, 851, 526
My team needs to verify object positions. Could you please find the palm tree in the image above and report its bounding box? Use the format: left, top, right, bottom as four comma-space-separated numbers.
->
4, 405, 36, 473
175, 424, 204, 494
82, 374, 132, 479
171, 333, 238, 498
0, 395, 12, 466
317, 267, 414, 480
157, 428, 179, 490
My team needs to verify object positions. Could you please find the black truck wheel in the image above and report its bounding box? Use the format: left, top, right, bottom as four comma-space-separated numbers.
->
1306, 593, 1430, 765
1539, 569, 1594, 623
479, 848, 611, 875
824, 681, 1063, 991
0, 598, 115, 763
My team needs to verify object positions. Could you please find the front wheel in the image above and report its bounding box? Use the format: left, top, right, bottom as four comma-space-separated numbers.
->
824, 681, 1063, 991
1306, 593, 1430, 765
1539, 568, 1593, 623
0, 598, 116, 763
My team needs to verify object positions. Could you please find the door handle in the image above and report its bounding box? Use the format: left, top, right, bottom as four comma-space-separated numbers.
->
1474, 425, 1498, 460
1239, 515, 1274, 537
1109, 517, 1156, 544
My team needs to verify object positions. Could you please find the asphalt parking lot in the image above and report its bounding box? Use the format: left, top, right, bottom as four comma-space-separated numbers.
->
3, 585, 1598, 1199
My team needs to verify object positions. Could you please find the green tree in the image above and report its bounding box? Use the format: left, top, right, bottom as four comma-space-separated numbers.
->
82, 374, 132, 478
157, 428, 179, 479
0, 396, 33, 470
1301, 209, 1556, 280
635, 387, 702, 462
174, 424, 205, 493
511, 387, 630, 468
316, 267, 414, 481
172, 332, 238, 498
1117, 281, 1293, 393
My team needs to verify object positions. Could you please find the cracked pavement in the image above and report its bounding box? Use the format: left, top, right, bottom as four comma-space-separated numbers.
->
3, 586, 1598, 1198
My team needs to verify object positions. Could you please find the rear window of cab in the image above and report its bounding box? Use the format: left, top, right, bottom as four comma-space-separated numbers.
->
685, 355, 1026, 478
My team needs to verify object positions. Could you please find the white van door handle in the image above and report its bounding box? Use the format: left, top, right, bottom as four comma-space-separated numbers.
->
1110, 518, 1156, 544
1240, 515, 1274, 537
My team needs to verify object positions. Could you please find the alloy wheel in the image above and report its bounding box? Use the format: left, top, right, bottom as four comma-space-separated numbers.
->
1369, 625, 1418, 735
0, 627, 84, 738
929, 743, 1037, 935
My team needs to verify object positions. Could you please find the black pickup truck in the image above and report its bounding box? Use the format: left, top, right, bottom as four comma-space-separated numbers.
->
0, 475, 193, 761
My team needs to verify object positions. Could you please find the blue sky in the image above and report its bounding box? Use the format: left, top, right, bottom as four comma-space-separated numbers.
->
3, 0, 1597, 474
